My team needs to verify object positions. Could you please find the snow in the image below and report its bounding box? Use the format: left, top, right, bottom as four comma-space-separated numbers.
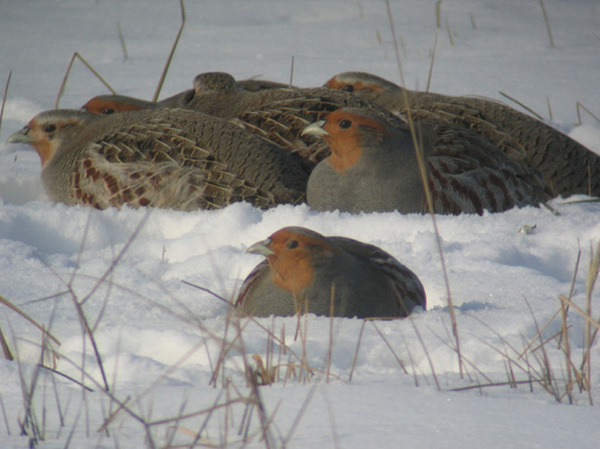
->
1, 0, 600, 448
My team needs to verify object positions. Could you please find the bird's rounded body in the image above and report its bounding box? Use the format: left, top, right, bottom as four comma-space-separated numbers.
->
325, 71, 600, 198
237, 226, 426, 318
8, 108, 307, 210
304, 108, 549, 214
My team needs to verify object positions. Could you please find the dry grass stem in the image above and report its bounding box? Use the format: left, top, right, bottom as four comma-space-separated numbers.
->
428, 321, 493, 384
559, 299, 573, 403
405, 316, 440, 389
469, 11, 477, 30
575, 102, 600, 125
426, 33, 438, 93
282, 384, 318, 446
558, 295, 600, 333
386, 0, 463, 378
445, 17, 454, 46
0, 325, 13, 360
322, 388, 342, 449
117, 22, 129, 60
55, 52, 117, 109
289, 55, 295, 87
370, 322, 408, 374
538, 0, 555, 47
499, 91, 545, 121
0, 295, 61, 346
38, 365, 94, 392
349, 320, 367, 381
0, 70, 11, 138
449, 379, 547, 392
0, 390, 11, 435
152, 0, 186, 102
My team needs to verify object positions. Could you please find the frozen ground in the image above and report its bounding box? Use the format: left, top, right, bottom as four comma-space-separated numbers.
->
0, 1, 600, 448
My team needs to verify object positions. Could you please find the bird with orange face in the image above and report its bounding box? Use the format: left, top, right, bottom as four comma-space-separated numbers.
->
325, 71, 600, 198
6, 108, 307, 210
302, 107, 550, 214
236, 226, 426, 318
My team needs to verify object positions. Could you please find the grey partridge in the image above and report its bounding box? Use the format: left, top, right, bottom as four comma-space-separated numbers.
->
325, 71, 600, 198
83, 72, 395, 173
236, 226, 426, 318
302, 107, 550, 214
7, 108, 307, 210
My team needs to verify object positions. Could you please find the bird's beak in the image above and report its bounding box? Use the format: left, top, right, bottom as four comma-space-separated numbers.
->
6, 127, 33, 145
301, 120, 328, 137
247, 238, 274, 256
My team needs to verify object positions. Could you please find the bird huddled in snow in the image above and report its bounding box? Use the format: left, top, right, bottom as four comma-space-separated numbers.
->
236, 226, 426, 318
7, 108, 307, 210
303, 107, 550, 214
325, 71, 600, 198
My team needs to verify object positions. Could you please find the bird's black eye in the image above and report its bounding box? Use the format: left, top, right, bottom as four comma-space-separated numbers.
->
286, 240, 299, 249
102, 108, 115, 114
342, 84, 354, 92
44, 124, 56, 133
338, 119, 352, 129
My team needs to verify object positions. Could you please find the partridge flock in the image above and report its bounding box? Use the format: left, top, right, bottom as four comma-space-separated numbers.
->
7, 70, 598, 318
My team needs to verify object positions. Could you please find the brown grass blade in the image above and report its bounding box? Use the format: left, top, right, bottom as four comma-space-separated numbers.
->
0, 324, 13, 360
538, 0, 555, 47
0, 294, 61, 346
0, 71, 12, 138
426, 33, 438, 93
385, 0, 463, 377
499, 91, 545, 121
55, 52, 116, 109
575, 102, 600, 125
152, 0, 186, 102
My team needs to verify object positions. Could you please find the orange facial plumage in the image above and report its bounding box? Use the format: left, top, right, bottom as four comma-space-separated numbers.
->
82, 95, 155, 115
262, 229, 337, 292
319, 109, 390, 172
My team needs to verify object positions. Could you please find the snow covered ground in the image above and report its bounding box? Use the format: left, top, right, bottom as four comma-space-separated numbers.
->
1, 0, 600, 447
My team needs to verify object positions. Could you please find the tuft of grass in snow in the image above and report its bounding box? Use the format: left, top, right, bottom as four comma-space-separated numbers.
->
450, 244, 600, 405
